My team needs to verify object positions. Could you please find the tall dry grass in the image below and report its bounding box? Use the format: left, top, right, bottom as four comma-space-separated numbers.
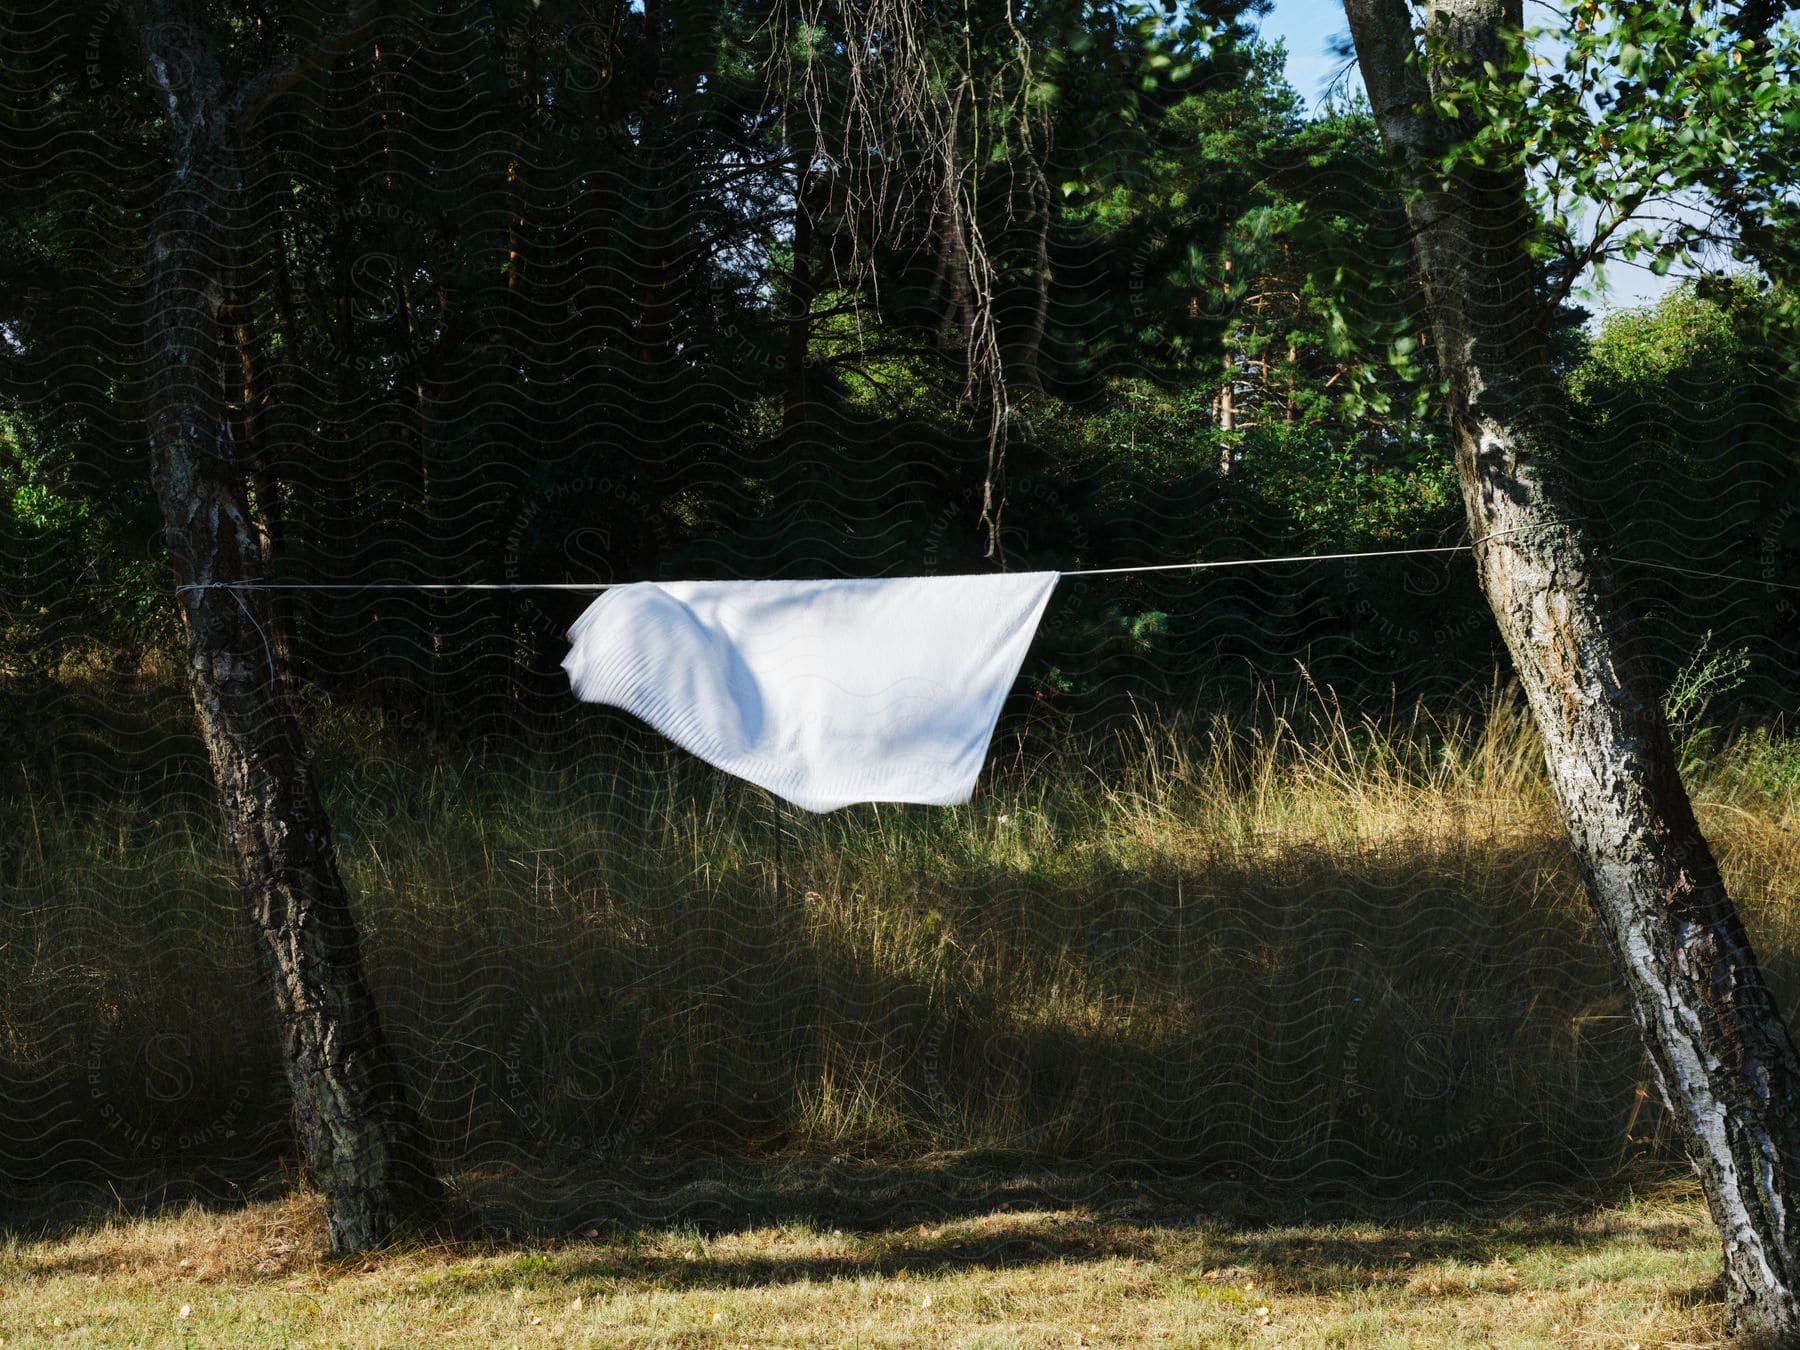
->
2, 677, 1796, 1202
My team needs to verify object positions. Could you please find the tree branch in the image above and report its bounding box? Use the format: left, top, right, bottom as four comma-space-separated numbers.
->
230, 0, 376, 132
1541, 186, 1650, 316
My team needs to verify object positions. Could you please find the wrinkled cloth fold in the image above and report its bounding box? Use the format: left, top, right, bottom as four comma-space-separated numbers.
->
562, 573, 1060, 812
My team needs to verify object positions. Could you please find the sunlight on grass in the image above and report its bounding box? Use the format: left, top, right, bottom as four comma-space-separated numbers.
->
0, 1179, 1726, 1346
2, 678, 1796, 1187
1, 677, 1793, 1339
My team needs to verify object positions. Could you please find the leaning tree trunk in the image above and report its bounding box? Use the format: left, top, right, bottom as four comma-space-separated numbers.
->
1343, 0, 1800, 1331
131, 0, 437, 1253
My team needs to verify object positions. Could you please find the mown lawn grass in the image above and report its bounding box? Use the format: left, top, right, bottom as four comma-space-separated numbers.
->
1, 1172, 1726, 1347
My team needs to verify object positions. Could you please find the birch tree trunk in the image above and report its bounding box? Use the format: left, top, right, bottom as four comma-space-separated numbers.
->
1342, 0, 1800, 1330
131, 0, 438, 1254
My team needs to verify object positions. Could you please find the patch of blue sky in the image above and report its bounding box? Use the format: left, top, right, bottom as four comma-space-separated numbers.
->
1256, 0, 1686, 315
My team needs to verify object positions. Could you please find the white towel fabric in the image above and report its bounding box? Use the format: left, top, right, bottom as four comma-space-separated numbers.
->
562, 573, 1060, 812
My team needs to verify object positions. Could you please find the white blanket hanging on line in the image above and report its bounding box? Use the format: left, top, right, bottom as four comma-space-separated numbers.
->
561, 572, 1060, 812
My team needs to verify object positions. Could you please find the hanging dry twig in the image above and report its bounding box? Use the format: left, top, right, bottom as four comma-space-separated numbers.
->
766, 0, 1051, 562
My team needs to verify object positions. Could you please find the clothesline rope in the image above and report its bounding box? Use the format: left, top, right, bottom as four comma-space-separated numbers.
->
172, 528, 1537, 596
170, 535, 1800, 595
174, 551, 1457, 594
1063, 543, 1468, 577
1611, 557, 1800, 594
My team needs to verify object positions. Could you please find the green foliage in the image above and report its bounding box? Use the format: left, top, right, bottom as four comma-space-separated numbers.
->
1720, 724, 1800, 801
1665, 630, 1753, 767
1567, 286, 1742, 401
1241, 419, 1459, 545
0, 0, 1792, 729
1566, 282, 1800, 717
1434, 1, 1800, 313
0, 409, 170, 672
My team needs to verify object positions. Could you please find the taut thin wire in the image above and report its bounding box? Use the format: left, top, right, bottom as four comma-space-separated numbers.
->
168, 524, 1800, 597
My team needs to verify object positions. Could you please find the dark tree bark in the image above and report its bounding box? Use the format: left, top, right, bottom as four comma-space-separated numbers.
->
1343, 0, 1800, 1331
130, 0, 438, 1254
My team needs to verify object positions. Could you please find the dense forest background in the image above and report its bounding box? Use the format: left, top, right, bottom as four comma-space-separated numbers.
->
1, 0, 1797, 1210
4, 0, 1795, 736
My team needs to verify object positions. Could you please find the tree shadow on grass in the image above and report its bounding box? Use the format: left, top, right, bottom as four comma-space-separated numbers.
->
0, 799, 1708, 1281
13, 1153, 1716, 1308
